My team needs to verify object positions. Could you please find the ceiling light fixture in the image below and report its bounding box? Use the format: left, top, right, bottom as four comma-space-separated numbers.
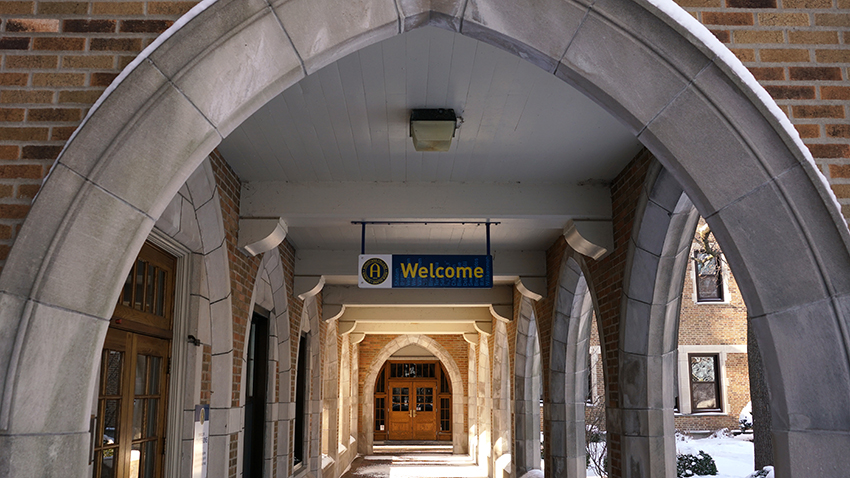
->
410, 108, 457, 152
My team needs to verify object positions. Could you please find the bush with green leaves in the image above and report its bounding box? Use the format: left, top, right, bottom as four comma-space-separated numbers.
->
677, 450, 718, 477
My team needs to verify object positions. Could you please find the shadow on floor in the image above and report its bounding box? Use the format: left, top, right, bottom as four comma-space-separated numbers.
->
340, 443, 486, 478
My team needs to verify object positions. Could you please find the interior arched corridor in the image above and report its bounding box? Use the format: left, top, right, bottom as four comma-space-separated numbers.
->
0, 0, 849, 477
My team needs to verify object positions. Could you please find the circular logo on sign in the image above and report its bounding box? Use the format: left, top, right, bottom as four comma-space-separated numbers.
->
361, 257, 389, 285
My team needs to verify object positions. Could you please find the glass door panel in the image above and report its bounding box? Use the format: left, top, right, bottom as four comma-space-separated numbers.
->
93, 330, 169, 478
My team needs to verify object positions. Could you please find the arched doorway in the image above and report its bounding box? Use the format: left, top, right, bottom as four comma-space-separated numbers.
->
373, 358, 453, 442
1, 1, 848, 476
362, 335, 466, 454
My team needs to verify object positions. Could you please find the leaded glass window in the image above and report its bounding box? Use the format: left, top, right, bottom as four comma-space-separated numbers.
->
689, 354, 721, 411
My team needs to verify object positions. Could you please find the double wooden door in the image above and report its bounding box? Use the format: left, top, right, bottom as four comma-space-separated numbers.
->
388, 380, 437, 440
92, 329, 170, 478
92, 242, 175, 478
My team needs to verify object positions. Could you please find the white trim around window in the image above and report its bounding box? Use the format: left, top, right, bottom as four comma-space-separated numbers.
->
676, 345, 746, 415
691, 257, 731, 305
588, 345, 601, 404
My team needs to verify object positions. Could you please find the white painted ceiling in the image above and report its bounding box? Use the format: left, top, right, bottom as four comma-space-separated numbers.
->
219, 26, 641, 255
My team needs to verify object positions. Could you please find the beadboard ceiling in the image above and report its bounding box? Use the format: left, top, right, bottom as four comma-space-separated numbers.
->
218, 26, 641, 254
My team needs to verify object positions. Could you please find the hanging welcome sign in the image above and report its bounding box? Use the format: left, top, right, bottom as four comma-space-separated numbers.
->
359, 254, 493, 289
354, 221, 498, 289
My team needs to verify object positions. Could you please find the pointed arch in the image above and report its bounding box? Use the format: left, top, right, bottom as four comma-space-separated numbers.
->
361, 334, 466, 454
0, 1, 847, 476
514, 296, 542, 475
544, 253, 596, 478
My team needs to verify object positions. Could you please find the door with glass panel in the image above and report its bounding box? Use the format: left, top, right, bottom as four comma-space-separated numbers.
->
93, 330, 170, 478
411, 381, 437, 440
388, 382, 414, 440
92, 242, 174, 478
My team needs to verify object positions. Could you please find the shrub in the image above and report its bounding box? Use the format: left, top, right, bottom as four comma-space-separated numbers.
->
745, 466, 774, 478
739, 402, 753, 433
585, 396, 607, 478
677, 450, 718, 477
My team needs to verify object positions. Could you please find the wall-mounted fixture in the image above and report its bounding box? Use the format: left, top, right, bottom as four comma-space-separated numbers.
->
410, 108, 457, 152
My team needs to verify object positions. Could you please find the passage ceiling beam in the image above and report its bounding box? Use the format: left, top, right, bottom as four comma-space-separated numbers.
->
241, 181, 611, 219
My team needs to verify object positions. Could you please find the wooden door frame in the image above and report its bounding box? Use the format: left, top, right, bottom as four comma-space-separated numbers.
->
377, 360, 449, 442
92, 232, 191, 478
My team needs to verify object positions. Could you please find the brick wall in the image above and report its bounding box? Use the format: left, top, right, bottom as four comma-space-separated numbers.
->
677, 223, 750, 431
584, 149, 654, 475
679, 241, 747, 346
210, 148, 307, 476
675, 0, 850, 217
0, 0, 200, 273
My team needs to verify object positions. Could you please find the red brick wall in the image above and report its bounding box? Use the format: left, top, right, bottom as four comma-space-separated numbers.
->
679, 248, 747, 347
0, 0, 201, 273
673, 1, 850, 220
546, 149, 652, 476
210, 149, 308, 476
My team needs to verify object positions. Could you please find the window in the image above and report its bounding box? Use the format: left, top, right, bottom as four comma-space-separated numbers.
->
438, 364, 451, 435
293, 334, 308, 467
689, 354, 721, 412
93, 242, 175, 478
243, 313, 269, 478
694, 252, 724, 302
389, 362, 435, 378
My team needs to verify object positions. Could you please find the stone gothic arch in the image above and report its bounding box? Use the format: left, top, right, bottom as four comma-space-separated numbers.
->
617, 162, 702, 476
361, 334, 466, 454
514, 297, 542, 476
242, 248, 292, 476
0, 0, 848, 476
544, 254, 595, 478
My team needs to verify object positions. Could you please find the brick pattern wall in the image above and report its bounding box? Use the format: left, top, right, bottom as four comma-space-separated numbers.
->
209, 149, 307, 476
0, 0, 200, 273
228, 432, 238, 477
674, 353, 750, 431
201, 343, 212, 404
584, 149, 654, 476
676, 243, 750, 432
672, 0, 850, 216
679, 243, 747, 346
210, 150, 261, 478
210, 149, 262, 409
586, 149, 653, 410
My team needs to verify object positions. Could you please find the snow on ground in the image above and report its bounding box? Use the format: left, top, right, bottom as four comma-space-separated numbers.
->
677, 433, 755, 478
586, 432, 757, 478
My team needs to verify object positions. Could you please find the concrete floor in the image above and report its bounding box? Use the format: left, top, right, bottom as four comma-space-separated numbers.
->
340, 444, 487, 478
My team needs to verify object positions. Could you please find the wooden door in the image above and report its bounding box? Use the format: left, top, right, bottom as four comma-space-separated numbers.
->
388, 380, 438, 440
92, 328, 170, 478
388, 382, 413, 440
92, 242, 175, 478
411, 382, 437, 440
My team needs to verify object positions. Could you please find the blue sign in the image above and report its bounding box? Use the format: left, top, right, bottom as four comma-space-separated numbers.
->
392, 255, 492, 288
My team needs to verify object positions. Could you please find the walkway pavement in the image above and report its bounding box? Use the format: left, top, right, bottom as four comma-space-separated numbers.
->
339, 443, 487, 478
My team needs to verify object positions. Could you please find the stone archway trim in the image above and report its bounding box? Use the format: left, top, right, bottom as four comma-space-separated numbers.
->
1, 0, 849, 476
361, 334, 466, 454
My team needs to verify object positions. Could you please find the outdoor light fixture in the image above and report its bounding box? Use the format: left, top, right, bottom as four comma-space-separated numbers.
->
410, 108, 457, 152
